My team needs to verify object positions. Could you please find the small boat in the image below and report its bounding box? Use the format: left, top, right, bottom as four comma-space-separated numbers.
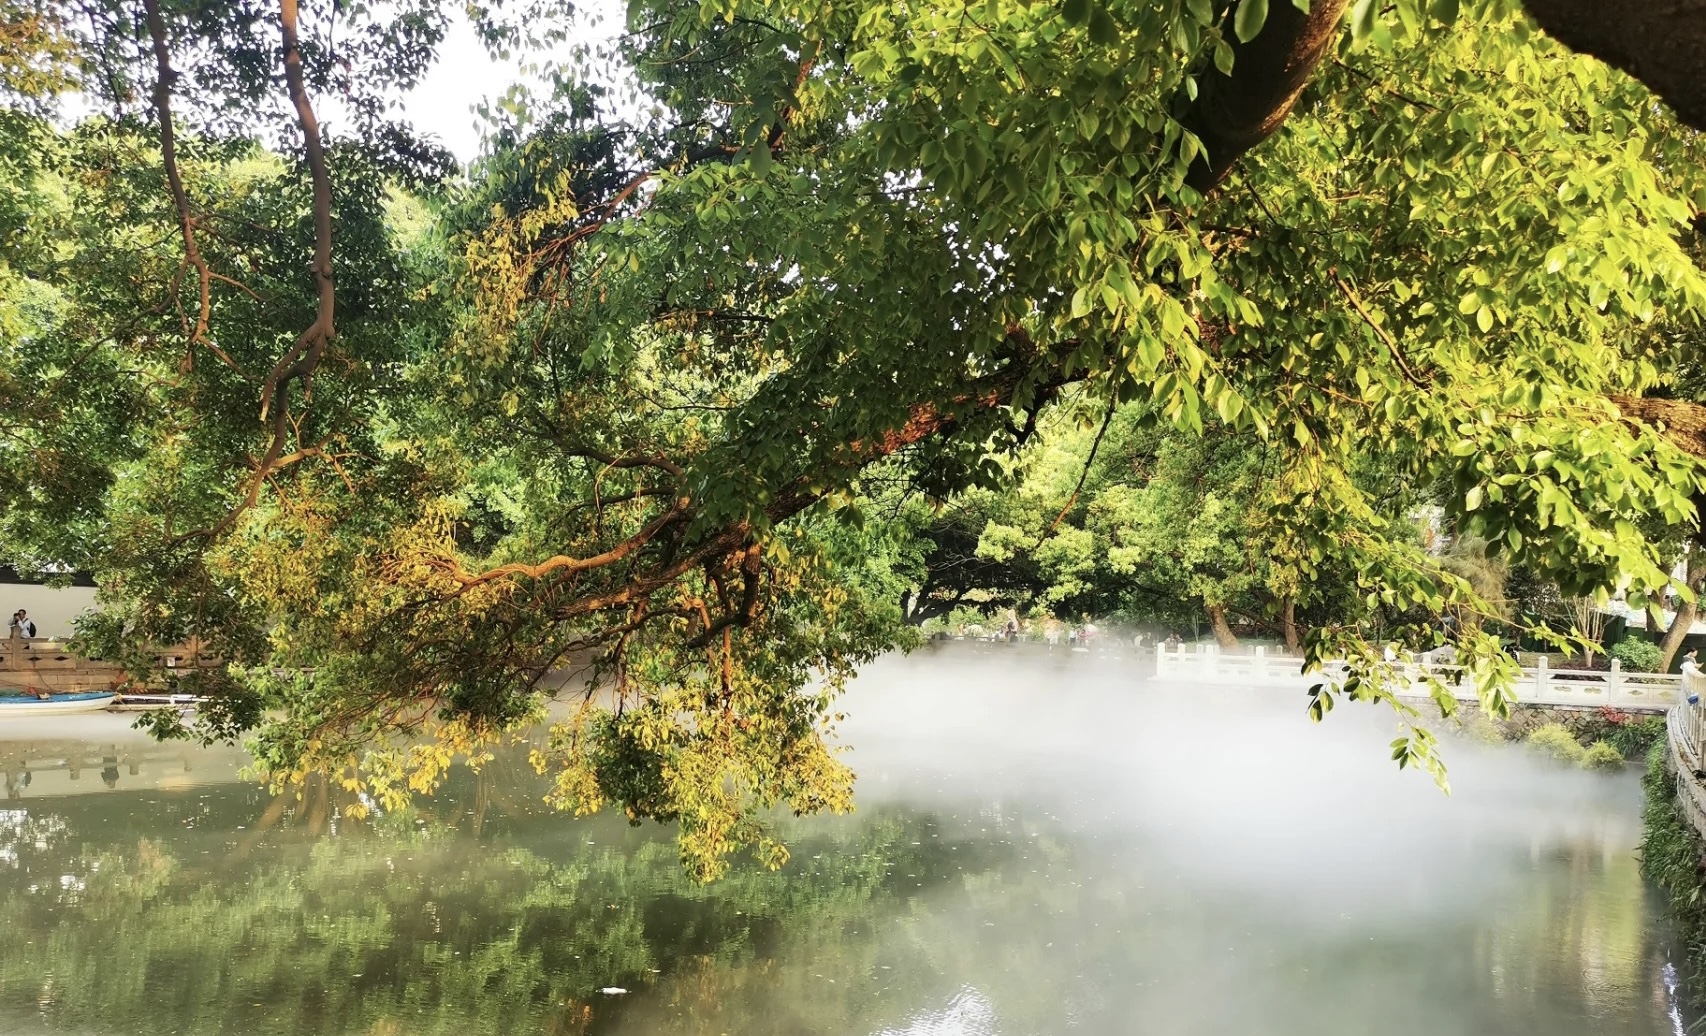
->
109, 694, 202, 712
0, 691, 120, 715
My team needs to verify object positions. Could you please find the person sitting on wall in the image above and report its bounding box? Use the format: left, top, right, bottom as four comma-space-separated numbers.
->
1683, 649, 1701, 705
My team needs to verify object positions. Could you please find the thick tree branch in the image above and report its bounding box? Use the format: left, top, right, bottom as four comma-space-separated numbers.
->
1610, 395, 1706, 461
1519, 0, 1706, 132
437, 504, 691, 588
141, 0, 245, 375
432, 361, 1076, 654
230, 0, 337, 527
1183, 0, 1354, 192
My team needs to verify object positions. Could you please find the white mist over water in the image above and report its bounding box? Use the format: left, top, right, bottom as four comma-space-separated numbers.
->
840, 648, 1642, 906
0, 648, 1677, 1036
737, 647, 1674, 1036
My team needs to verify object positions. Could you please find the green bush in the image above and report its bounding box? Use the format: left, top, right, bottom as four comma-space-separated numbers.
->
1611, 638, 1666, 673
1641, 743, 1706, 982
1606, 715, 1667, 758
1452, 711, 1507, 745
1581, 741, 1627, 772
1526, 722, 1587, 764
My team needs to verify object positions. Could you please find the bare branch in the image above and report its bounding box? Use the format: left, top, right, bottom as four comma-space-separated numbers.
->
142, 0, 246, 376
225, 0, 339, 531
1331, 270, 1428, 389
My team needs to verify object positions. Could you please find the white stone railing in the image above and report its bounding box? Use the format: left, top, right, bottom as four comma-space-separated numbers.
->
1665, 673, 1706, 837
1154, 642, 1683, 712
1671, 671, 1706, 760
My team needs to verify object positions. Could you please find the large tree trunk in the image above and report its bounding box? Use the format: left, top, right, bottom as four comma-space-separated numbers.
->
1280, 598, 1300, 654
1520, 0, 1706, 133
1183, 0, 1354, 191
1660, 600, 1696, 673
1208, 604, 1239, 649
1179, 0, 1706, 194
1660, 552, 1706, 672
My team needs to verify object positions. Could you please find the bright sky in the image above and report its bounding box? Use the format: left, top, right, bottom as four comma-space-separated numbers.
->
398, 13, 531, 164
399, 2, 626, 166
51, 3, 625, 168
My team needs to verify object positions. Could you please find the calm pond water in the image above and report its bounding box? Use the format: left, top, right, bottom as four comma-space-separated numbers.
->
0, 650, 1689, 1035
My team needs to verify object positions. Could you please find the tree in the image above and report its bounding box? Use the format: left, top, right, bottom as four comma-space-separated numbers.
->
1659, 549, 1706, 672
3, 0, 1706, 870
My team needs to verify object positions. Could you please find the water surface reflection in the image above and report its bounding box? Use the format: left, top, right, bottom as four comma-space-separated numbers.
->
0, 653, 1686, 1035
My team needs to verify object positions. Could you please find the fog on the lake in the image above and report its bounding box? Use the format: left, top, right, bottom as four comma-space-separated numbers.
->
0, 647, 1683, 1036
844, 648, 1638, 923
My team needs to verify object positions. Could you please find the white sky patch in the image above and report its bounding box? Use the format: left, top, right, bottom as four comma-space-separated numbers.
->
401, 0, 629, 165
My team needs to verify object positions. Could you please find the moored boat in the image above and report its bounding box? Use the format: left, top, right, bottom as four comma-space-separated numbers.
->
109, 694, 202, 712
0, 691, 120, 715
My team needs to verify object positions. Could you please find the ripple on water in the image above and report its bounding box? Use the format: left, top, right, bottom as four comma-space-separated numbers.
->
874, 986, 999, 1036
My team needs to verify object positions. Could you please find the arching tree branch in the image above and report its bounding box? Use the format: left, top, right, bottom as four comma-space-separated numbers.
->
1519, 0, 1706, 132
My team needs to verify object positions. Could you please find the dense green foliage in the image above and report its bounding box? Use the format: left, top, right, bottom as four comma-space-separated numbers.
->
1526, 722, 1587, 765
2, 0, 1705, 870
1611, 637, 1666, 673
1579, 740, 1627, 772
1641, 744, 1706, 983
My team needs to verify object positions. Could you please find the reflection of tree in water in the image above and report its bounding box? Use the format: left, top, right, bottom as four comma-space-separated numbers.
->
0, 761, 1038, 1036
0, 809, 69, 870
0, 740, 1669, 1036
1220, 831, 1671, 1036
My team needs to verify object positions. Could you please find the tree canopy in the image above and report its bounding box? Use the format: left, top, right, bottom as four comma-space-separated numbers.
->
2, 0, 1705, 873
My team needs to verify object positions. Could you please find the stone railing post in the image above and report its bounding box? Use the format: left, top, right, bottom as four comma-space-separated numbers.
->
1608, 657, 1624, 706
1534, 654, 1549, 703
1205, 643, 1219, 680
1684, 671, 1704, 753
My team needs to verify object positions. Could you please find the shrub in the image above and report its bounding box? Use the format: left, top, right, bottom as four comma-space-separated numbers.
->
1581, 741, 1627, 772
1607, 716, 1667, 758
1452, 712, 1507, 745
1527, 722, 1587, 764
1611, 638, 1666, 673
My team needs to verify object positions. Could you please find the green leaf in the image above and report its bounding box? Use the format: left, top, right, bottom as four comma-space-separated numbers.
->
1350, 0, 1376, 40
1062, 0, 1091, 26
1428, 0, 1459, 22
1465, 485, 1484, 511
1233, 0, 1269, 42
1213, 38, 1235, 75
1088, 5, 1119, 43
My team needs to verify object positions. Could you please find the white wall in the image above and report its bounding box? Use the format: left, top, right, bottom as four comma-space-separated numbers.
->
2, 584, 98, 640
